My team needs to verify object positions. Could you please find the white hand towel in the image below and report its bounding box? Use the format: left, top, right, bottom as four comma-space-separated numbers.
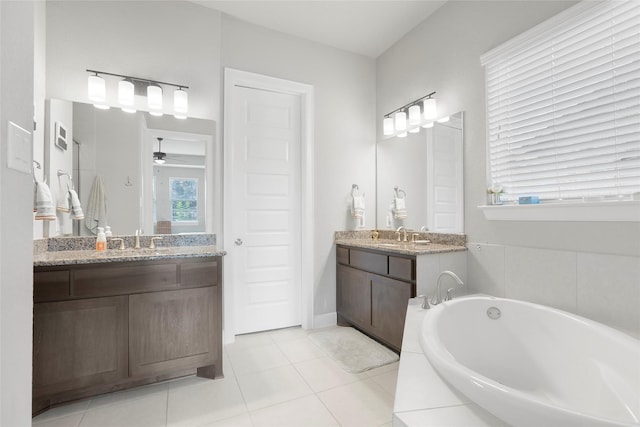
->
68, 189, 85, 220
85, 176, 108, 234
351, 195, 365, 219
56, 190, 70, 213
34, 180, 57, 221
393, 197, 407, 219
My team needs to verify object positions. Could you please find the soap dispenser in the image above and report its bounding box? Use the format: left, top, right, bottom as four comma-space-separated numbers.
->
96, 227, 106, 251
105, 225, 112, 237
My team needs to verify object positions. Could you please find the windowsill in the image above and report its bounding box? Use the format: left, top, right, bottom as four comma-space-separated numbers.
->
479, 200, 640, 222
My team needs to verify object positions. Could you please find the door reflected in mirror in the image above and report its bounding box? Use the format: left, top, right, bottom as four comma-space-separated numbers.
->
376, 112, 463, 233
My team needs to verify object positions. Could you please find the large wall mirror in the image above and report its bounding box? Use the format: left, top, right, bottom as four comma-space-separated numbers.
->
376, 112, 464, 233
44, 99, 215, 236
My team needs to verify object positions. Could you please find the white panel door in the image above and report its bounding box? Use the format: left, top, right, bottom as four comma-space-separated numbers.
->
427, 123, 463, 233
229, 85, 302, 334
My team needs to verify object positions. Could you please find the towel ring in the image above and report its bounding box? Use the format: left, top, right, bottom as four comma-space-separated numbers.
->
57, 170, 73, 191
32, 160, 42, 184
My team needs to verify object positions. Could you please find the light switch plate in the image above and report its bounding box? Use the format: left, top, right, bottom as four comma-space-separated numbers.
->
7, 121, 32, 174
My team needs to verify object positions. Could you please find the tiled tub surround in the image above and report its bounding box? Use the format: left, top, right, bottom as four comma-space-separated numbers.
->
393, 297, 509, 427
34, 234, 225, 266
467, 243, 640, 339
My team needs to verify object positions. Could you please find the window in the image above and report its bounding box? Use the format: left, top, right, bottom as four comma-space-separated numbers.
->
481, 1, 640, 204
170, 178, 198, 222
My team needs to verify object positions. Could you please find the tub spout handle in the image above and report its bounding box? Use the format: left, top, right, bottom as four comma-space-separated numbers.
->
418, 294, 430, 309
445, 288, 454, 301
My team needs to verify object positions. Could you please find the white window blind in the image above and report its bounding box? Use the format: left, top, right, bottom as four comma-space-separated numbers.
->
481, 0, 640, 203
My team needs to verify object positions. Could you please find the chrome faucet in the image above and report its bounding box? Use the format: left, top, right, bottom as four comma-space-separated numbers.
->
149, 237, 163, 249
431, 270, 464, 306
134, 229, 142, 249
395, 226, 407, 242
110, 238, 125, 250
417, 294, 430, 309
420, 225, 429, 232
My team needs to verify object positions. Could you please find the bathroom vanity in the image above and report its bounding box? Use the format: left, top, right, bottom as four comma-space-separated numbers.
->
32, 237, 224, 415
335, 231, 466, 352
336, 244, 415, 351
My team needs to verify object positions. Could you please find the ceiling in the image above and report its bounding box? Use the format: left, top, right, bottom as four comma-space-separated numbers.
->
190, 1, 447, 58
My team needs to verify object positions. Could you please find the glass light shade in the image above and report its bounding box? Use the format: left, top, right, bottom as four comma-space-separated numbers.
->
121, 107, 136, 114
94, 104, 110, 110
174, 89, 188, 114
408, 105, 421, 125
174, 114, 187, 120
154, 158, 166, 165
147, 84, 163, 110
409, 127, 420, 133
383, 117, 394, 136
423, 98, 437, 120
437, 116, 450, 123
88, 75, 106, 103
118, 80, 135, 107
398, 131, 408, 138
422, 122, 434, 128
394, 111, 407, 131
149, 111, 163, 117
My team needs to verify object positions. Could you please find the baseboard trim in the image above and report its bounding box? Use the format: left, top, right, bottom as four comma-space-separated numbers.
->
313, 312, 337, 329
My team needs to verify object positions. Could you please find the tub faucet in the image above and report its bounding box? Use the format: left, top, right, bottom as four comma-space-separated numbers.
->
395, 226, 407, 242
417, 294, 430, 309
432, 270, 464, 306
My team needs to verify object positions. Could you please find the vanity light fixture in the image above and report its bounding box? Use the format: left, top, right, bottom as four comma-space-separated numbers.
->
87, 73, 106, 103
86, 69, 189, 118
382, 91, 437, 138
118, 79, 136, 113
394, 111, 407, 132
173, 88, 188, 119
147, 84, 163, 115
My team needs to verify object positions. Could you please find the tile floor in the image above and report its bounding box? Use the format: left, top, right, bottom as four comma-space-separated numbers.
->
32, 326, 398, 427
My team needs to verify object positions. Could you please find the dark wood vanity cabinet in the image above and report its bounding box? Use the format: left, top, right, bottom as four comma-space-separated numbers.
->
32, 257, 222, 414
336, 245, 415, 352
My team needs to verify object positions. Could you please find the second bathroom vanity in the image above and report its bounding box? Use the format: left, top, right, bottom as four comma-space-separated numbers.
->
335, 231, 466, 352
32, 235, 225, 415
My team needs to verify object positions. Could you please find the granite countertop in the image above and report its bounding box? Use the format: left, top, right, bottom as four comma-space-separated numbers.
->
334, 229, 467, 256
335, 238, 466, 256
34, 245, 226, 267
34, 234, 225, 267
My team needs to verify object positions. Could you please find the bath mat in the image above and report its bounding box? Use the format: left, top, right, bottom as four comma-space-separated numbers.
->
308, 327, 399, 373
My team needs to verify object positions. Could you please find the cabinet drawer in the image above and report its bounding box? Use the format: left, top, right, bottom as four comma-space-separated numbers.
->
388, 256, 414, 281
181, 261, 218, 287
336, 246, 349, 265
349, 249, 387, 276
72, 263, 178, 297
34, 270, 70, 302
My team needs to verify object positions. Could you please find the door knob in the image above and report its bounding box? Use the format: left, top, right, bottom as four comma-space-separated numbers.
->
235, 238, 243, 246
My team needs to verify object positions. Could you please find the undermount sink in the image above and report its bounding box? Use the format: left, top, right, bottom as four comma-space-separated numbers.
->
377, 242, 402, 248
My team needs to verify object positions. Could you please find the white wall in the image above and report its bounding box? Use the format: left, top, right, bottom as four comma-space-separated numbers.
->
0, 2, 35, 424
33, 0, 46, 239
377, 1, 640, 336
221, 15, 377, 316
45, 2, 376, 319
46, 1, 221, 121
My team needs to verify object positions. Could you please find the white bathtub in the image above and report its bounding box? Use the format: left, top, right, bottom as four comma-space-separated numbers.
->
419, 296, 640, 427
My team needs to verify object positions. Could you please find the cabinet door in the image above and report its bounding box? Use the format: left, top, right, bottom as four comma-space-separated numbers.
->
337, 265, 371, 327
129, 287, 216, 377
33, 296, 128, 396
370, 274, 413, 351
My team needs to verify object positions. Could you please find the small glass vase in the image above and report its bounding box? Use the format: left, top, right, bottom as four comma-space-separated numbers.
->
489, 193, 502, 205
